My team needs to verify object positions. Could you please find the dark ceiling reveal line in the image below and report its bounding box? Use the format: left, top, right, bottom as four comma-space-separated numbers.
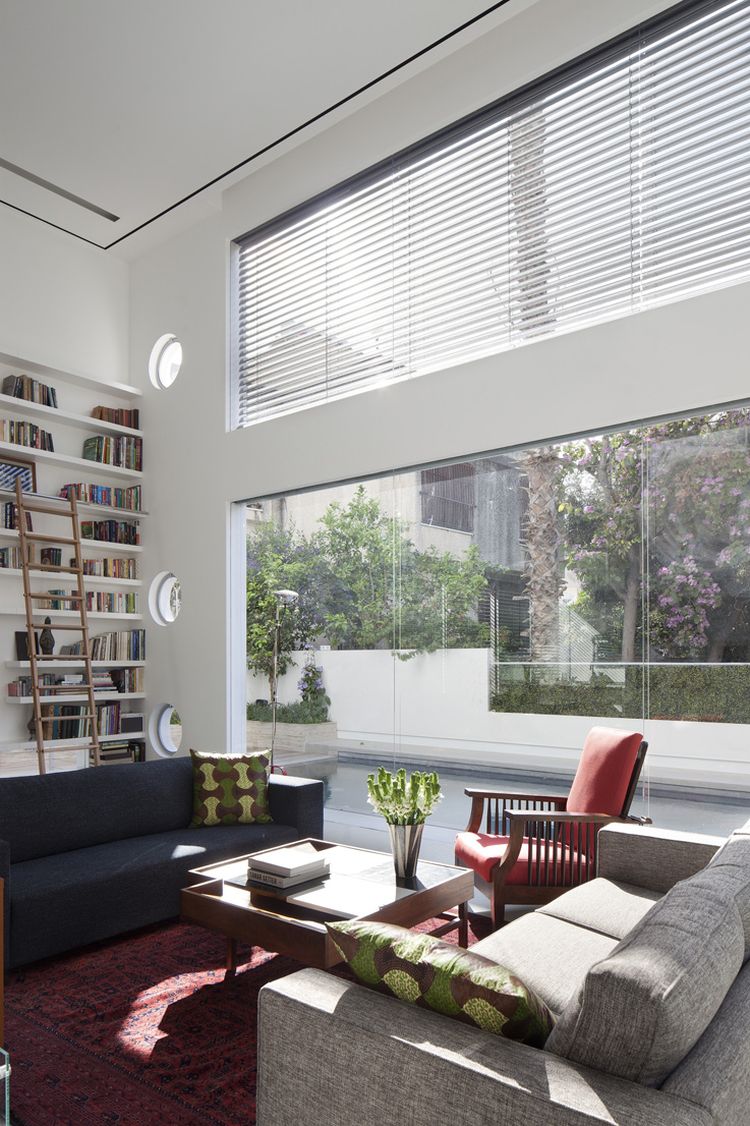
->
0, 1, 514, 251
0, 197, 104, 248
0, 157, 119, 220
105, 0, 515, 249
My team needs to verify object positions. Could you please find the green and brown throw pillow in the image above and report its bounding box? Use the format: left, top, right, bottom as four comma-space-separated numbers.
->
327, 919, 554, 1046
189, 750, 272, 827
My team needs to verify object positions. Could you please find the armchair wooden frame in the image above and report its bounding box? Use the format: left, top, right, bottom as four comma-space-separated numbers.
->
458, 740, 649, 928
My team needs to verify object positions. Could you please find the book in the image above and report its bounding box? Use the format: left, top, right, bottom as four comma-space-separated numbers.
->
249, 841, 329, 877
245, 860, 330, 889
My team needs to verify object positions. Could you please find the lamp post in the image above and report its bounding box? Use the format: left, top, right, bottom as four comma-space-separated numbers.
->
270, 588, 299, 773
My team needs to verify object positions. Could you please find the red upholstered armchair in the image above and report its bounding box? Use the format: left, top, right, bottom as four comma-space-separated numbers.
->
455, 727, 649, 929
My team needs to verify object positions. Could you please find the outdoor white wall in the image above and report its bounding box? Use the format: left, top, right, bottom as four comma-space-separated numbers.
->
129, 0, 750, 790
249, 649, 750, 793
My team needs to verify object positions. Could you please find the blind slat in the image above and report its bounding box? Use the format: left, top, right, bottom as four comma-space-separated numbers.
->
235, 0, 750, 427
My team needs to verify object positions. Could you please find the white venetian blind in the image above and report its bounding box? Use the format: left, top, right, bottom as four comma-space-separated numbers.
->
235, 0, 750, 427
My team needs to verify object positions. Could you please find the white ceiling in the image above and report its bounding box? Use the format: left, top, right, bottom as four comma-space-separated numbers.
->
0, 0, 520, 251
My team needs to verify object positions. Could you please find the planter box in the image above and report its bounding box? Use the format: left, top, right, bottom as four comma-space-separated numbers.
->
246, 720, 338, 755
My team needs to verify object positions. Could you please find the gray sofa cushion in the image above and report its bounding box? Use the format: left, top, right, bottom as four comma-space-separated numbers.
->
538, 878, 661, 940
9, 821, 297, 966
546, 870, 745, 1086
706, 832, 750, 956
0, 758, 195, 861
473, 912, 618, 1016
662, 960, 750, 1124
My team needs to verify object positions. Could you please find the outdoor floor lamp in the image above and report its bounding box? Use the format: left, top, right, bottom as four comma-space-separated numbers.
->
270, 588, 299, 772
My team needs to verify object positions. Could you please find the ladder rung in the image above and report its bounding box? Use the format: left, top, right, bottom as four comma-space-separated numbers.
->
34, 654, 90, 661
31, 564, 81, 574
28, 592, 82, 601
30, 623, 87, 631
44, 743, 98, 752
23, 534, 77, 544
41, 713, 95, 721
39, 684, 93, 692
18, 503, 74, 518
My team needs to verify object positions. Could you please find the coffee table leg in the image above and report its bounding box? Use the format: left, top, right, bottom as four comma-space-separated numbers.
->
226, 937, 238, 975
458, 901, 468, 948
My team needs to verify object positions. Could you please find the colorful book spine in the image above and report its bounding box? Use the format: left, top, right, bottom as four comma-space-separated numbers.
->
82, 435, 142, 471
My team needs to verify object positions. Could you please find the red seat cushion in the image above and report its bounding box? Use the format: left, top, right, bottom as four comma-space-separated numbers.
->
455, 832, 591, 885
566, 726, 644, 816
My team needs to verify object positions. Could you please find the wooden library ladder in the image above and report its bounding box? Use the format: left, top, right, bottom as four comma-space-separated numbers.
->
15, 479, 101, 774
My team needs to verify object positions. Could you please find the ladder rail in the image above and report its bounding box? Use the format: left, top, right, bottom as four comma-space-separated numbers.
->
14, 480, 101, 773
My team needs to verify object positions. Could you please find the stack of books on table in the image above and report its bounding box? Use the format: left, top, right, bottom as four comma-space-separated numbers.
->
247, 842, 330, 889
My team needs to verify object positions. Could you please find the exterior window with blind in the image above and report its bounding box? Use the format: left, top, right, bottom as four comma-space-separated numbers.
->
421, 464, 476, 532
235, 0, 750, 427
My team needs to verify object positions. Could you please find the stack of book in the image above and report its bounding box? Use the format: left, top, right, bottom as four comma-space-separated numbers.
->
2, 374, 58, 407
83, 434, 142, 471
91, 405, 140, 429
0, 419, 54, 450
247, 842, 330, 889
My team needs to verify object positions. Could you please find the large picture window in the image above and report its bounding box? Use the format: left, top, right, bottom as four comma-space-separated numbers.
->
235, 0, 750, 426
242, 401, 750, 843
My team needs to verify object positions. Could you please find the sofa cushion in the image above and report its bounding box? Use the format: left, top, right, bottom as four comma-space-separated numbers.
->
9, 821, 297, 967
454, 832, 591, 884
662, 959, 750, 1125
538, 878, 661, 939
546, 870, 745, 1086
706, 832, 750, 956
473, 912, 618, 1016
0, 758, 195, 861
190, 750, 272, 827
327, 919, 555, 1046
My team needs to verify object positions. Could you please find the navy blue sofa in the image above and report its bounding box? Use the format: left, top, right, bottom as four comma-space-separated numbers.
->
0, 757, 324, 968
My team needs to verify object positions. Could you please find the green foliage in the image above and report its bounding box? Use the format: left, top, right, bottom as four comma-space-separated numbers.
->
246, 699, 331, 724
490, 664, 750, 724
366, 766, 443, 825
246, 522, 321, 694
247, 486, 489, 664
311, 486, 488, 653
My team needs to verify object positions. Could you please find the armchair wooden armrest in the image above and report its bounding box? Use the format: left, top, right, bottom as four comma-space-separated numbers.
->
495, 810, 622, 884
462, 789, 566, 834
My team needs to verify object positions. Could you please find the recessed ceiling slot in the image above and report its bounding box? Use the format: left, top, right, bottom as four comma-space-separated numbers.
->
0, 157, 119, 221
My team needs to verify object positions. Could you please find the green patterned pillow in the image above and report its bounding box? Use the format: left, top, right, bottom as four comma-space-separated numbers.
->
327, 920, 554, 1046
189, 750, 273, 827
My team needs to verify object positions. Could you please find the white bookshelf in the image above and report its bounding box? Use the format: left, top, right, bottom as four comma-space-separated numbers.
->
0, 351, 147, 769
0, 569, 139, 587
0, 394, 142, 437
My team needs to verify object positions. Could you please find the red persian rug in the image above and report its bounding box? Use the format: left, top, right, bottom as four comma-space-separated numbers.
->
6, 917, 472, 1126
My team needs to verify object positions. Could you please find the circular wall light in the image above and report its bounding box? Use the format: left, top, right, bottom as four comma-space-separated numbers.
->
148, 334, 183, 389
148, 571, 182, 625
149, 703, 183, 756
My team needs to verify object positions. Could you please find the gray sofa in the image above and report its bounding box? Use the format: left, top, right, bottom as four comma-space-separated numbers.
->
258, 820, 750, 1125
0, 757, 323, 968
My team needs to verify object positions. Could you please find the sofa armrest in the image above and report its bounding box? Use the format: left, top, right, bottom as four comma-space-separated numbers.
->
257, 970, 711, 1126
268, 775, 324, 839
597, 823, 724, 893
0, 839, 8, 962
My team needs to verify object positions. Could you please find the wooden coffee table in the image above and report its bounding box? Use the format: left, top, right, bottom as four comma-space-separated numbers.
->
181, 838, 473, 972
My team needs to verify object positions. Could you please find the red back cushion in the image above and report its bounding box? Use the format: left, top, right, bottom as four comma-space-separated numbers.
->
566, 727, 644, 816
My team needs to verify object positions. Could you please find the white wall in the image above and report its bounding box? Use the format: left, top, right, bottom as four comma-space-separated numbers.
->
0, 205, 130, 754
249, 649, 750, 793
0, 206, 129, 384
129, 0, 750, 784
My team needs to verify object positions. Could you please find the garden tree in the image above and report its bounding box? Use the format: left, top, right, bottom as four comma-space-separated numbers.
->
312, 486, 489, 652
561, 409, 750, 664
521, 447, 566, 663
245, 522, 322, 699
561, 431, 643, 663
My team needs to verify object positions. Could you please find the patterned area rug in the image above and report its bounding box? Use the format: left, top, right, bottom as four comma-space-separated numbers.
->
6, 916, 469, 1125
